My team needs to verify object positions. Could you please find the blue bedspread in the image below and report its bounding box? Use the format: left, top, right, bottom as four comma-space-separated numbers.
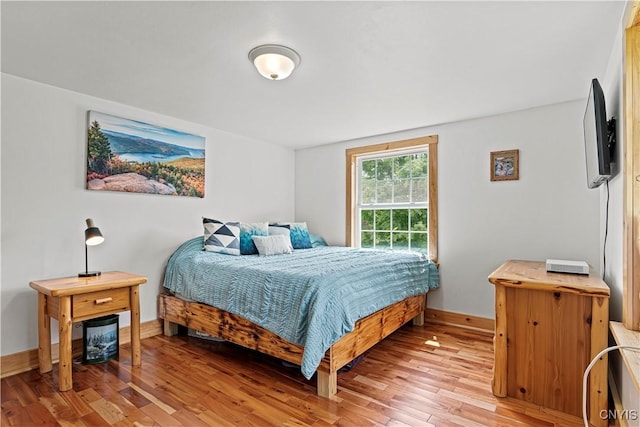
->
163, 237, 440, 379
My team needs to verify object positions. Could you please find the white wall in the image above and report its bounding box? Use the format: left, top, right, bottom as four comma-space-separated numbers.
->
296, 100, 600, 319
600, 7, 625, 324
0, 74, 295, 356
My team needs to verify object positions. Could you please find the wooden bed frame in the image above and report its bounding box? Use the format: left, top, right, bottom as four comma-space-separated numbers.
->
158, 292, 426, 399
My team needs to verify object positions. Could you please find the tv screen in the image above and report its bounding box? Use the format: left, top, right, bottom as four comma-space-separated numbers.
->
583, 78, 610, 189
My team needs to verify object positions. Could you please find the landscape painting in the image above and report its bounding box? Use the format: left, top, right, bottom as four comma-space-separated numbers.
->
86, 111, 206, 197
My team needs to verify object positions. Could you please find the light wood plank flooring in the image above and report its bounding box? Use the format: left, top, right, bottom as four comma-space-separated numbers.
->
1, 323, 589, 426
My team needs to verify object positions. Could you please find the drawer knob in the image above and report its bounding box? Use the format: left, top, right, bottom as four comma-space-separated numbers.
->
95, 297, 113, 304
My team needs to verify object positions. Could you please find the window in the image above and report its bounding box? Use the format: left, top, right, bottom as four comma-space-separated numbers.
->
346, 136, 438, 261
358, 152, 428, 252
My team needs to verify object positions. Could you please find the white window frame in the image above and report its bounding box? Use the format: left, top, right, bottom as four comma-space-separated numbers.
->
355, 149, 429, 252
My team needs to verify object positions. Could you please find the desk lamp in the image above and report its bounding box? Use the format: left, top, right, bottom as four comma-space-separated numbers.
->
79, 218, 104, 277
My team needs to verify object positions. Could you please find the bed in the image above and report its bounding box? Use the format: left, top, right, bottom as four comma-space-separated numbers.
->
159, 236, 440, 399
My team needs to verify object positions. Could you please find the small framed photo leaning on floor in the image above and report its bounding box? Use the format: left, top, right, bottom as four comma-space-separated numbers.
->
82, 314, 119, 364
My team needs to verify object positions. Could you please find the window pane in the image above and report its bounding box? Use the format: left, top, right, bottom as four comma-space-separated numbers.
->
413, 153, 428, 177
376, 158, 393, 180
377, 181, 393, 203
392, 209, 409, 231
411, 232, 428, 253
393, 232, 409, 250
410, 209, 428, 231
361, 231, 374, 248
411, 177, 428, 202
361, 179, 376, 204
376, 232, 391, 248
393, 179, 410, 203
394, 155, 411, 179
361, 159, 376, 179
361, 210, 374, 230
375, 209, 391, 230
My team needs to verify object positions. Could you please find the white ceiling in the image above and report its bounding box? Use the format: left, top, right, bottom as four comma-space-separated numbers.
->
1, 1, 626, 149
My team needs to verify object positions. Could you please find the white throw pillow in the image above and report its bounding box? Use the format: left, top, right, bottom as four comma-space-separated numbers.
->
251, 235, 293, 256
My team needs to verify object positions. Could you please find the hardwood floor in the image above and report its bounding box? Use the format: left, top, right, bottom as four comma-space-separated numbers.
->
1, 322, 588, 426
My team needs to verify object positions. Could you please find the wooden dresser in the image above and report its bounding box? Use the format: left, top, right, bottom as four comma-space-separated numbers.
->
488, 260, 609, 426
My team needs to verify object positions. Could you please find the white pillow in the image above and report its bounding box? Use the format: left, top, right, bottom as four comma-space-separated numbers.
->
251, 235, 293, 256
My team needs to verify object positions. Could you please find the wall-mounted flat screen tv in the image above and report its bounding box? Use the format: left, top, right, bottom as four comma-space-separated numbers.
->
583, 78, 611, 189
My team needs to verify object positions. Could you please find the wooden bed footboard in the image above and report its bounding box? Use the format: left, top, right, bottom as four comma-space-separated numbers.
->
158, 293, 426, 399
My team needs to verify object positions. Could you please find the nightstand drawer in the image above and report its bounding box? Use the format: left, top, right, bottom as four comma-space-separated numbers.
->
73, 288, 130, 318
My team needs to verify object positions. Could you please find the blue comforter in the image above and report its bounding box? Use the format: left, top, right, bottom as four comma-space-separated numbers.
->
163, 237, 440, 378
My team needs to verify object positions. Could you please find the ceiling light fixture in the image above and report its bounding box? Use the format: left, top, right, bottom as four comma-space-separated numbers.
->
248, 44, 301, 81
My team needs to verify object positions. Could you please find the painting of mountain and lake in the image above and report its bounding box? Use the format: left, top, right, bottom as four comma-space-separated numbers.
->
86, 111, 205, 197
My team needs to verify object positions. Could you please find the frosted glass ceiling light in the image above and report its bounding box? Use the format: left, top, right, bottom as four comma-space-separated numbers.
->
249, 44, 301, 80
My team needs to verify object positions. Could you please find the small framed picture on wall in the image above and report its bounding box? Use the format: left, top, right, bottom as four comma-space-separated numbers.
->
490, 149, 519, 181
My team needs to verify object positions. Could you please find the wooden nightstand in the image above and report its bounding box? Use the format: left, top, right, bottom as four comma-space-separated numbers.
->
489, 260, 609, 427
29, 271, 147, 391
